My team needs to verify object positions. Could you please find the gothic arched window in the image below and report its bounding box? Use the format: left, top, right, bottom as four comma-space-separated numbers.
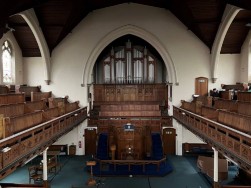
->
2, 41, 13, 83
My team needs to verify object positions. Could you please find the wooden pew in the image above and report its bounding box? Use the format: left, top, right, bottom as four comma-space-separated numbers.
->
201, 106, 218, 121
65, 101, 80, 114
237, 101, 251, 116
180, 100, 202, 115
18, 85, 41, 101
0, 93, 25, 105
48, 96, 69, 108
31, 91, 52, 102
214, 98, 238, 112
2, 111, 44, 138
221, 84, 245, 91
0, 85, 9, 94
42, 107, 60, 120
0, 103, 25, 117
218, 110, 251, 134
24, 100, 48, 113
237, 91, 251, 102
219, 90, 232, 100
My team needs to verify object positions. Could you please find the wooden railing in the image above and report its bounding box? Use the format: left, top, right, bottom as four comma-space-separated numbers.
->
173, 106, 251, 171
0, 107, 87, 179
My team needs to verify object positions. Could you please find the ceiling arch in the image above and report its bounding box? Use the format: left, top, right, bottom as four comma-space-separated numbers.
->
82, 24, 179, 87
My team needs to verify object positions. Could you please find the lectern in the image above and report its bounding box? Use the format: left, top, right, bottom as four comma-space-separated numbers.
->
86, 161, 96, 186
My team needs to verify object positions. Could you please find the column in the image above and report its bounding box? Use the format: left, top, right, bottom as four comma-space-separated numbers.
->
213, 147, 220, 188
43, 147, 50, 188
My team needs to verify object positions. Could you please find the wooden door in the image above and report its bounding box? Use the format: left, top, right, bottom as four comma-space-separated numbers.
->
195, 77, 208, 96
84, 128, 97, 155
162, 128, 176, 155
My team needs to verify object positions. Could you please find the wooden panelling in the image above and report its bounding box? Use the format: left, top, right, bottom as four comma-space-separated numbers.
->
94, 84, 167, 103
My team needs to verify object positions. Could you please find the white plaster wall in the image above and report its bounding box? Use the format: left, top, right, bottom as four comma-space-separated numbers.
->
240, 31, 251, 83
217, 54, 241, 86
23, 3, 242, 155
0, 31, 23, 84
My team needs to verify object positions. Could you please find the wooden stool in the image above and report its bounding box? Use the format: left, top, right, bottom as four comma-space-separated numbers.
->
86, 161, 96, 186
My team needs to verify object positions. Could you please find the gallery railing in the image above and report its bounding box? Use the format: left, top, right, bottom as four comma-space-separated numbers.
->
0, 107, 87, 179
173, 106, 251, 171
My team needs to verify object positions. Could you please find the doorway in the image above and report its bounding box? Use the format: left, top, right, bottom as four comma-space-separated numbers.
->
162, 128, 176, 155
195, 77, 208, 96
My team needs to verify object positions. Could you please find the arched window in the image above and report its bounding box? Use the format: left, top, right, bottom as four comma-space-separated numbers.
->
2, 41, 13, 83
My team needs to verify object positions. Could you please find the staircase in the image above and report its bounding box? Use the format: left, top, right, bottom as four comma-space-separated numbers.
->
151, 133, 164, 160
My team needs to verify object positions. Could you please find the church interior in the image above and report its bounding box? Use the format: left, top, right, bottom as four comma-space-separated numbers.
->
0, 0, 251, 188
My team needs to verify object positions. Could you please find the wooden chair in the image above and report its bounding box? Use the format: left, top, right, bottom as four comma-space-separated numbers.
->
28, 166, 43, 183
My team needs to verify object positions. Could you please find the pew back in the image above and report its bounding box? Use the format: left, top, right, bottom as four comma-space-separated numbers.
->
48, 96, 68, 108
18, 86, 41, 100
0, 93, 25, 105
31, 91, 52, 102
3, 111, 44, 138
65, 101, 80, 114
0, 103, 25, 117
0, 85, 9, 94
214, 99, 238, 112
218, 110, 251, 134
201, 106, 218, 121
237, 92, 251, 102
24, 100, 48, 113
42, 107, 60, 120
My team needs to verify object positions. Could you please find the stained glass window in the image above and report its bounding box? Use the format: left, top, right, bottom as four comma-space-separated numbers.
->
2, 41, 12, 83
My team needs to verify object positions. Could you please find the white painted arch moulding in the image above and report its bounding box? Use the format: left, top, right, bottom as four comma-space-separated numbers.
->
18, 9, 51, 85
81, 24, 179, 87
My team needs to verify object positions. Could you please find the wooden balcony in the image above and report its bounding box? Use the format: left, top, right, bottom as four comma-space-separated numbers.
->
0, 107, 87, 179
173, 106, 251, 172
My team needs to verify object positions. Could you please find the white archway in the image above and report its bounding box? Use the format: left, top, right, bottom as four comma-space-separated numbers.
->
81, 24, 178, 86
18, 9, 51, 85
211, 4, 241, 83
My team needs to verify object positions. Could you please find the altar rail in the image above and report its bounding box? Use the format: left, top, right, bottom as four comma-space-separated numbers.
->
173, 106, 251, 171
0, 107, 87, 179
97, 157, 167, 172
